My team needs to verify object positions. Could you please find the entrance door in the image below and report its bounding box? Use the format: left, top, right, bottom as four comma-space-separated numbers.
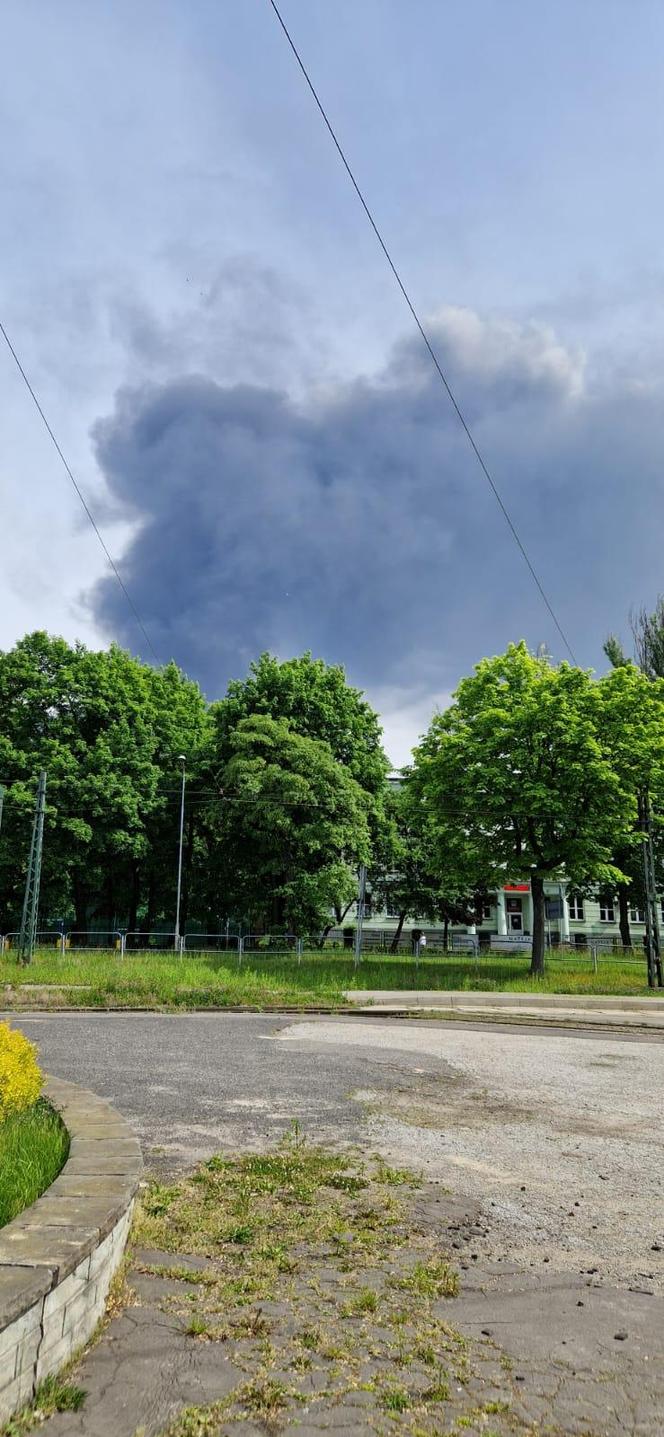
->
506, 896, 523, 931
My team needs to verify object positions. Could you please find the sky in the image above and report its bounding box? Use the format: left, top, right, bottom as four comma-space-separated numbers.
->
2, 1, 664, 764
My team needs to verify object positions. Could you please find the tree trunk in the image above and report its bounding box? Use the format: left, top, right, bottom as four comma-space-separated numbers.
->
390, 910, 407, 954
443, 916, 449, 952
530, 873, 546, 976
617, 887, 632, 948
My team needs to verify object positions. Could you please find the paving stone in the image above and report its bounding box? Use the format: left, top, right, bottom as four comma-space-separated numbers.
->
0, 1264, 52, 1329
0, 1227, 98, 1281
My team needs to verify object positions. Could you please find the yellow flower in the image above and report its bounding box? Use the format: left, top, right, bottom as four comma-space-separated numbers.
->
0, 1022, 42, 1119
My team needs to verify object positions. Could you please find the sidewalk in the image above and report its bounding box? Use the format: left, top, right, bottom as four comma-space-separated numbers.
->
344, 989, 664, 1030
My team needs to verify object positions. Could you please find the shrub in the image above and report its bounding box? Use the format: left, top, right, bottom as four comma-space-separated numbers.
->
0, 1021, 42, 1119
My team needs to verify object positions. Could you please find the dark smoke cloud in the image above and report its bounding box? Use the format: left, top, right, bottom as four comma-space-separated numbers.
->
88, 307, 664, 699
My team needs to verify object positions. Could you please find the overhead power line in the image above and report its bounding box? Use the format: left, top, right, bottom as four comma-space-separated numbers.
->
267, 0, 578, 666
0, 320, 159, 663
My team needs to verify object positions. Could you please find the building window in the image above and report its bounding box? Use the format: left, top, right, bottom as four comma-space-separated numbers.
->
481, 902, 492, 920
599, 898, 615, 923
630, 906, 645, 923
568, 897, 584, 921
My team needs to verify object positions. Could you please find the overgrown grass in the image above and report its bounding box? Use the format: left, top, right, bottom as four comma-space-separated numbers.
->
1, 1374, 85, 1436
0, 945, 655, 1011
131, 1131, 482, 1434
0, 1099, 69, 1227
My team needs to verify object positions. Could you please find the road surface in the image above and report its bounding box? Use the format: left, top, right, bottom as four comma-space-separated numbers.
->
8, 1010, 663, 1291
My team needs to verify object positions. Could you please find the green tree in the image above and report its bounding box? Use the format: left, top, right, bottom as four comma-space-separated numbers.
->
604, 615, 664, 947
211, 653, 388, 797
209, 714, 371, 934
369, 781, 475, 952
413, 643, 635, 975
598, 664, 664, 949
0, 633, 211, 935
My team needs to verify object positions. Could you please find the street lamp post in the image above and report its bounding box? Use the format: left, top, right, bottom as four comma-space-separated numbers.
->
174, 755, 186, 951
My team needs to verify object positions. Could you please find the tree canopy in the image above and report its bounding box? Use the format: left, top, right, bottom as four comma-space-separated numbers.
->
208, 714, 371, 934
0, 635, 384, 939
412, 643, 637, 973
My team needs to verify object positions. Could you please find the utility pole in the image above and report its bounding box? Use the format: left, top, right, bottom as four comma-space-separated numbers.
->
353, 863, 366, 968
639, 789, 663, 988
174, 755, 186, 951
17, 770, 47, 966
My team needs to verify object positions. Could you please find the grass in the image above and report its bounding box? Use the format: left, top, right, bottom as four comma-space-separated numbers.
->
0, 1099, 69, 1228
393, 1257, 460, 1299
0, 944, 656, 1011
135, 1130, 481, 1435
1, 1375, 85, 1435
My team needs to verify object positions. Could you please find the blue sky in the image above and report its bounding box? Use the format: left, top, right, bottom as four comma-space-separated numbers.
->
2, 1, 664, 761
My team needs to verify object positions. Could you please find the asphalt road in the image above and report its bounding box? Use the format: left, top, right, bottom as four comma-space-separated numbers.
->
6, 1009, 663, 1290
4, 1010, 655, 1158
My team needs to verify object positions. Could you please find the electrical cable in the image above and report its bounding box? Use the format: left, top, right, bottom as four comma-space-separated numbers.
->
266, 0, 578, 665
0, 320, 159, 663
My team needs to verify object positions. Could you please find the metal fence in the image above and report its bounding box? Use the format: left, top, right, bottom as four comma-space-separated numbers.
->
0, 927, 653, 974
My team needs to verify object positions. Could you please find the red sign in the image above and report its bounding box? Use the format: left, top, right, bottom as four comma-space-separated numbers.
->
504, 884, 530, 892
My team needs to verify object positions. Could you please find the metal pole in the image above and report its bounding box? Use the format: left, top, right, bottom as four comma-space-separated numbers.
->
641, 790, 663, 987
353, 864, 366, 968
174, 755, 186, 951
17, 770, 47, 966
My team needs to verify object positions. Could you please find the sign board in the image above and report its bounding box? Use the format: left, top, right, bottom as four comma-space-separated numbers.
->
504, 884, 530, 892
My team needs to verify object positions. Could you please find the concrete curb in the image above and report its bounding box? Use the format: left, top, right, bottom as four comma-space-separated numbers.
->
0, 1076, 142, 1421
344, 989, 664, 1010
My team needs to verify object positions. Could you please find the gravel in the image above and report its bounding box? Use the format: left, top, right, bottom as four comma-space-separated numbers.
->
277, 1020, 664, 1291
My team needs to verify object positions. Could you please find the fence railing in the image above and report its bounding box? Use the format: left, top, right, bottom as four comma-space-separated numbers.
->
182, 933, 240, 954
0, 928, 654, 973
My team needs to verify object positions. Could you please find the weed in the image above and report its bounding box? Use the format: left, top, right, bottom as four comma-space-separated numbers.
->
238, 1376, 291, 1422
141, 1184, 180, 1217
395, 1256, 459, 1299
298, 1326, 322, 1351
380, 1383, 411, 1412
414, 1340, 437, 1366
341, 1287, 378, 1317
326, 1172, 369, 1195
2, 1376, 85, 1435
422, 1372, 450, 1403
372, 1158, 421, 1187
224, 1223, 254, 1245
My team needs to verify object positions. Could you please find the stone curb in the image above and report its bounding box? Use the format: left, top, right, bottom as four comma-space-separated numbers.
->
344, 989, 664, 1010
0, 1076, 142, 1421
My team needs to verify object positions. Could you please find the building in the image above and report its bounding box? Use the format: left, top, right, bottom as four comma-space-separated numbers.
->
353, 880, 655, 950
